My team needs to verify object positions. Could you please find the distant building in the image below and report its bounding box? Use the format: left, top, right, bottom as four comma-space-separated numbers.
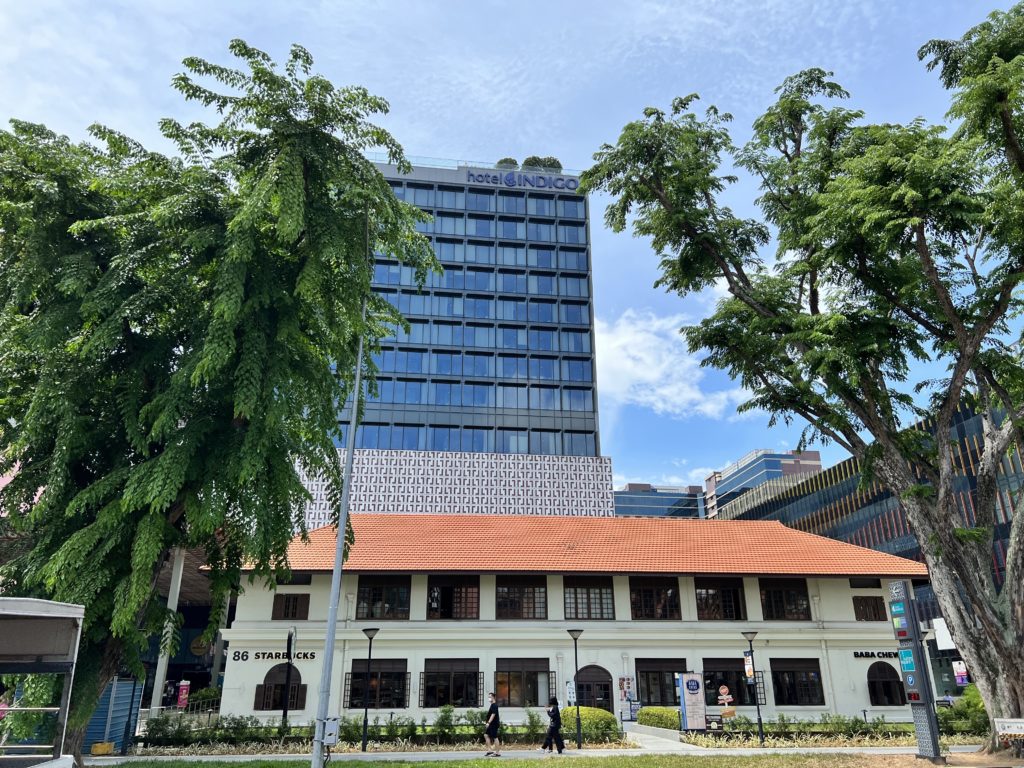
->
614, 483, 705, 518
705, 449, 821, 518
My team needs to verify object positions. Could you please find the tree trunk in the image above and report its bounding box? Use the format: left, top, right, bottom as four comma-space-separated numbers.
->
63, 636, 124, 767
874, 452, 1024, 752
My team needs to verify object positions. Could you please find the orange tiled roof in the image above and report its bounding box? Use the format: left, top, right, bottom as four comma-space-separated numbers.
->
281, 514, 927, 578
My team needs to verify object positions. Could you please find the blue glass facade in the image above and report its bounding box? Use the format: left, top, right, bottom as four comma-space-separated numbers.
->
706, 450, 821, 516
614, 485, 706, 518
340, 164, 599, 456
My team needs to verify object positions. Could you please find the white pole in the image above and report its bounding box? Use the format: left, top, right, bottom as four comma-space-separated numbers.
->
150, 546, 186, 716
312, 213, 371, 768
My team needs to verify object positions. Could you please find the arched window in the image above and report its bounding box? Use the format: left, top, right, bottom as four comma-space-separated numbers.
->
867, 661, 906, 706
254, 663, 307, 711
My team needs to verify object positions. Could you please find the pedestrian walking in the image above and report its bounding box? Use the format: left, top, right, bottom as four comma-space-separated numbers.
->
484, 691, 501, 757
540, 696, 565, 754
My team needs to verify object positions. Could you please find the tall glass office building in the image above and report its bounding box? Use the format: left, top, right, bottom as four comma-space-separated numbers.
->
303, 161, 613, 526
340, 162, 599, 457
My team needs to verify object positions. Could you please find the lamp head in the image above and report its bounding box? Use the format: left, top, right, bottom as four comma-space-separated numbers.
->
741, 630, 758, 643
567, 629, 583, 640
363, 627, 380, 640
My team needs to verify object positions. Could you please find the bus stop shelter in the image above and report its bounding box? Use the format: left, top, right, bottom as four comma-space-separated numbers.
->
0, 598, 84, 768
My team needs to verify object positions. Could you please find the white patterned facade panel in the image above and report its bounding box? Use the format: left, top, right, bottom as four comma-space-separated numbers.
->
300, 450, 613, 528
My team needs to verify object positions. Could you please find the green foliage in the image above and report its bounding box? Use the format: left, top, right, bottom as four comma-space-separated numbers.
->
523, 708, 546, 739
0, 39, 436, 743
936, 684, 991, 735
432, 704, 457, 742
460, 708, 487, 729
521, 155, 563, 171
561, 705, 620, 741
495, 157, 518, 169
188, 686, 221, 704
637, 706, 681, 730
0, 675, 61, 744
581, 7, 1024, 721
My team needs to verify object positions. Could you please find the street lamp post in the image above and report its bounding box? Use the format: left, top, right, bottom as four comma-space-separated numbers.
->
567, 629, 583, 750
741, 631, 765, 747
361, 628, 379, 752
281, 627, 296, 735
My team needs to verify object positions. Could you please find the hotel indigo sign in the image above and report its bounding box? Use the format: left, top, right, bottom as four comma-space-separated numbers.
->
467, 170, 579, 190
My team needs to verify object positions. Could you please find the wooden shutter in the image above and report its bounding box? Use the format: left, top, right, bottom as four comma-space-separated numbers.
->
404, 672, 411, 708
295, 685, 307, 710
548, 671, 557, 698
418, 672, 426, 707
271, 594, 285, 620
343, 672, 352, 707
478, 673, 485, 707
296, 594, 310, 620
253, 684, 266, 710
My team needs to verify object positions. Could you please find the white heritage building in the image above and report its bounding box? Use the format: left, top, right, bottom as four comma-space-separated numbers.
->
220, 514, 927, 725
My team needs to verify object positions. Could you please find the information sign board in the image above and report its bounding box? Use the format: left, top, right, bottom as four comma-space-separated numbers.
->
679, 672, 706, 731
566, 681, 576, 706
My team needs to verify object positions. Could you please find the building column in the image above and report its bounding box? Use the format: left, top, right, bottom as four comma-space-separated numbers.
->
150, 546, 185, 715
209, 591, 232, 689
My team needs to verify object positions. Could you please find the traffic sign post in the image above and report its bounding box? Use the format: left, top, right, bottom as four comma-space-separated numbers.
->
888, 580, 943, 763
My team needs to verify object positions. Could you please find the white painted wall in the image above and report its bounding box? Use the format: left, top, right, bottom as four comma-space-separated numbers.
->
220, 575, 911, 724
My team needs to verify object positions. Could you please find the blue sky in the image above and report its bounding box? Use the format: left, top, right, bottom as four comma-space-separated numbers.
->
1, 0, 1012, 489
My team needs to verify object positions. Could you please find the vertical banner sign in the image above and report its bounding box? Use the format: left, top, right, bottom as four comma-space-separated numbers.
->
743, 651, 755, 681
566, 681, 576, 706
679, 673, 707, 731
952, 661, 969, 687
618, 676, 635, 702
176, 680, 190, 709
887, 580, 941, 760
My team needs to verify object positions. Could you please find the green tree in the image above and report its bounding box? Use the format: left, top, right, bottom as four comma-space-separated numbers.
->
495, 157, 519, 169
581, 10, 1024, 733
521, 155, 563, 171
0, 40, 435, 758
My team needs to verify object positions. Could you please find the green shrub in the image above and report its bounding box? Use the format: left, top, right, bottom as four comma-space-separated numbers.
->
495, 157, 518, 169
433, 704, 457, 743
461, 708, 487, 729
524, 708, 545, 739
188, 686, 220, 703
144, 713, 194, 745
338, 715, 362, 743
771, 713, 796, 733
637, 706, 680, 730
561, 706, 619, 741
212, 715, 263, 744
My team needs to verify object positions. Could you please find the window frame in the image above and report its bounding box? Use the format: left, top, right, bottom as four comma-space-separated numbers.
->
427, 575, 480, 620
355, 575, 411, 620
563, 576, 615, 620
760, 578, 812, 621
695, 577, 747, 621
629, 577, 682, 620
496, 575, 547, 619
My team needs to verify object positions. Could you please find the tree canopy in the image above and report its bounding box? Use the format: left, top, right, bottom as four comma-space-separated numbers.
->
0, 39, 435, 746
581, 8, 1024, 725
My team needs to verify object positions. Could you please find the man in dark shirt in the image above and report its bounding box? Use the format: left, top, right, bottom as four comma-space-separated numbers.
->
484, 691, 501, 756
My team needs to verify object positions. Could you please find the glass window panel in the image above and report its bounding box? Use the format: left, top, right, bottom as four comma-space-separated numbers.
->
529, 386, 559, 410
466, 191, 495, 212
529, 357, 557, 380
529, 430, 561, 455
528, 274, 557, 295
497, 429, 528, 453
528, 301, 557, 322
499, 355, 528, 379
557, 198, 585, 218
498, 193, 526, 214
527, 196, 556, 216
527, 247, 556, 268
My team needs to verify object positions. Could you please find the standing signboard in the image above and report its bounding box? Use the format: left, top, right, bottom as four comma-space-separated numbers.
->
887, 580, 942, 762
679, 672, 706, 731
566, 680, 576, 706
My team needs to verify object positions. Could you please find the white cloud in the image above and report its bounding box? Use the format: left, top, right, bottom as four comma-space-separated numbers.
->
613, 467, 717, 489
595, 308, 747, 421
